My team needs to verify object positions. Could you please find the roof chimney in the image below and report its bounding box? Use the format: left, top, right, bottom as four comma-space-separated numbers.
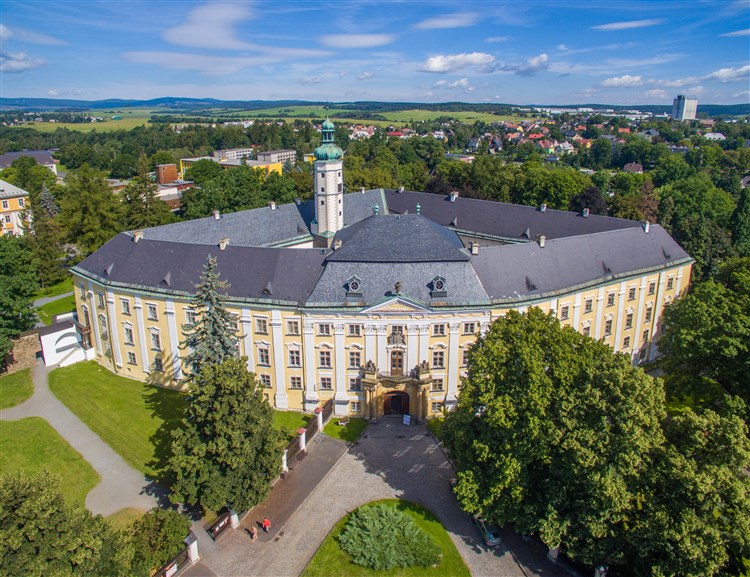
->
582, 208, 590, 218
398, 186, 404, 193
133, 230, 143, 243
294, 197, 301, 205
359, 186, 365, 194
333, 239, 343, 250
269, 201, 277, 210
537, 234, 546, 248
219, 237, 229, 250
642, 221, 650, 233
470, 241, 479, 255
540, 203, 547, 212
213, 209, 221, 220
449, 191, 459, 203
373, 204, 380, 215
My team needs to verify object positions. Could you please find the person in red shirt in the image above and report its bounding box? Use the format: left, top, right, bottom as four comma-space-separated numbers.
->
262, 518, 271, 533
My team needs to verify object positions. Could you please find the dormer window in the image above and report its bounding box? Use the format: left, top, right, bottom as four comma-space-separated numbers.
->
430, 276, 447, 298
346, 275, 363, 297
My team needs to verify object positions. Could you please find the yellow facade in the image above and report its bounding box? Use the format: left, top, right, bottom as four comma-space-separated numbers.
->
72, 261, 691, 418
0, 192, 28, 236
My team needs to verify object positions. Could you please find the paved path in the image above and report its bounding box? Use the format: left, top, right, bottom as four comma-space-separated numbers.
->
0, 361, 164, 516
186, 418, 571, 577
33, 291, 74, 308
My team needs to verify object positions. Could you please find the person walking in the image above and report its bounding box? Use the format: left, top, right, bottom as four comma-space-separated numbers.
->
248, 526, 258, 541
262, 517, 271, 533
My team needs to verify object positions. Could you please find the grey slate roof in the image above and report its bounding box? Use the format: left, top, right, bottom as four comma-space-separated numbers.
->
0, 150, 55, 169
385, 190, 642, 241
74, 233, 327, 304
471, 224, 691, 302
328, 214, 469, 263
0, 179, 29, 199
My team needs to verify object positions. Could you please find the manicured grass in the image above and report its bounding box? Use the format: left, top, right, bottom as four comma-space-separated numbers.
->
0, 368, 34, 409
36, 294, 77, 325
274, 410, 311, 440
48, 362, 186, 478
302, 499, 470, 577
425, 417, 444, 441
34, 277, 73, 299
106, 507, 147, 532
0, 417, 100, 506
323, 418, 368, 443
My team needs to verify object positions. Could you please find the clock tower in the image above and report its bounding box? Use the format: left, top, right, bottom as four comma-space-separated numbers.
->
313, 118, 344, 246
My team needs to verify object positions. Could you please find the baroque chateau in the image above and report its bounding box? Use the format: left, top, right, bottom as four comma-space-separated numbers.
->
72, 120, 692, 419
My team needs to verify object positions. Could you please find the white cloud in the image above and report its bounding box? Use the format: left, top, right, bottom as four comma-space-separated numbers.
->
418, 52, 494, 73
601, 74, 643, 87
720, 29, 750, 37
0, 51, 45, 73
319, 34, 394, 48
645, 89, 668, 99
592, 19, 664, 31
298, 76, 324, 85
433, 77, 474, 91
357, 71, 374, 80
656, 77, 699, 87
497, 53, 549, 76
702, 64, 750, 82
732, 90, 750, 99
47, 89, 59, 97
0, 25, 12, 42
486, 36, 510, 43
414, 12, 479, 30
0, 24, 65, 45
47, 88, 87, 97
557, 44, 569, 51
163, 2, 256, 50
124, 51, 279, 75
684, 85, 704, 97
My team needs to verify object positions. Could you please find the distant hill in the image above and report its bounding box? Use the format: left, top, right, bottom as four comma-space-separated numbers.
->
1, 97, 747, 117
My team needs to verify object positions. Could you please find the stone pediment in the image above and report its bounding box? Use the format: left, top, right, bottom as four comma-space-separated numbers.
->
362, 297, 431, 315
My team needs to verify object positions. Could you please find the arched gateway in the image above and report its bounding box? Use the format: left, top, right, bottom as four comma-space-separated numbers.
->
383, 391, 409, 415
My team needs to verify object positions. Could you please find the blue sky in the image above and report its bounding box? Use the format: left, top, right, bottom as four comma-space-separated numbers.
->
1, 1, 748, 105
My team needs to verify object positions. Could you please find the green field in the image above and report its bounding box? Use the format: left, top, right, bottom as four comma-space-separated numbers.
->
11, 108, 155, 132
0, 368, 34, 409
34, 277, 73, 300
48, 362, 186, 478
302, 499, 470, 577
36, 294, 77, 325
0, 417, 100, 506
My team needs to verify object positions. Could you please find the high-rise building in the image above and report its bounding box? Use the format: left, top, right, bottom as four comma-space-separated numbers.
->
672, 95, 698, 121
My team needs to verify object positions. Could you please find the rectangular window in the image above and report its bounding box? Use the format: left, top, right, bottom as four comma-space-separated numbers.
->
560, 305, 569, 320
623, 336, 631, 348
639, 349, 647, 360
259, 374, 272, 388
79, 284, 86, 299
286, 320, 299, 335
185, 310, 196, 325
124, 326, 134, 345
628, 287, 636, 301
432, 378, 444, 392
463, 322, 476, 335
432, 350, 445, 368
98, 293, 105, 308
391, 325, 405, 335
604, 319, 613, 336
147, 303, 157, 320
648, 282, 656, 295
4, 215, 10, 223
318, 323, 331, 336
127, 351, 137, 365
153, 358, 163, 372
120, 299, 130, 315
431, 402, 443, 414
666, 277, 674, 290
229, 314, 239, 332
18, 198, 24, 208
584, 299, 593, 313
461, 349, 469, 367
289, 376, 303, 389
582, 325, 591, 337
255, 318, 268, 334
349, 351, 361, 369
100, 315, 108, 334
348, 324, 361, 337
320, 377, 332, 390
607, 293, 615, 307
319, 350, 331, 368
150, 332, 161, 350
258, 347, 270, 366
433, 324, 446, 336
350, 401, 360, 413
643, 329, 650, 342
625, 313, 633, 329
1, 200, 8, 209
349, 378, 361, 391
288, 350, 301, 367
645, 307, 653, 322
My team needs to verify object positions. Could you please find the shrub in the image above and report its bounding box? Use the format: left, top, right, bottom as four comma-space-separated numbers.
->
128, 507, 191, 577
338, 503, 440, 570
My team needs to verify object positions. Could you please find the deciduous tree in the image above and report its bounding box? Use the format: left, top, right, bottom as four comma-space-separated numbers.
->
128, 508, 190, 577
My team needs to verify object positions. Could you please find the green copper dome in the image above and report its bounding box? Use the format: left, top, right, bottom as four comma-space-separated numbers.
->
315, 117, 343, 161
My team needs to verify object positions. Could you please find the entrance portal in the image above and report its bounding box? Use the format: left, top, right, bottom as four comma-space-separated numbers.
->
383, 391, 409, 415
390, 350, 404, 376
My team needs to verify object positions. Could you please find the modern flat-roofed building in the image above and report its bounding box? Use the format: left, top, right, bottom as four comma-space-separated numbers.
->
71, 120, 692, 421
213, 148, 255, 161
672, 95, 698, 121
257, 149, 297, 165
179, 156, 282, 179
0, 179, 29, 236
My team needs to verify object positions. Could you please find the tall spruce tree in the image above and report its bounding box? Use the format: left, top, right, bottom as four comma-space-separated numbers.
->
181, 255, 239, 378
121, 155, 174, 229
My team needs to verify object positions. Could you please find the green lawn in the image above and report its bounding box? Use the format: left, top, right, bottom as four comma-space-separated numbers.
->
302, 499, 470, 577
0, 417, 100, 506
274, 410, 311, 440
425, 418, 444, 441
34, 277, 73, 299
36, 294, 77, 325
323, 418, 368, 443
48, 362, 186, 478
0, 368, 34, 409
106, 507, 147, 531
